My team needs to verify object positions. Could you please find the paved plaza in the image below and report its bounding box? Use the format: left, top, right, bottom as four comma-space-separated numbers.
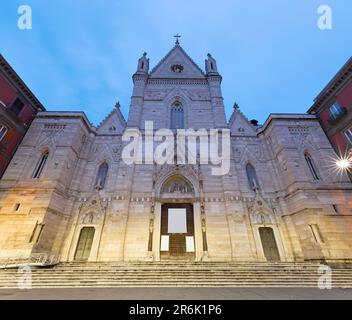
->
0, 287, 352, 300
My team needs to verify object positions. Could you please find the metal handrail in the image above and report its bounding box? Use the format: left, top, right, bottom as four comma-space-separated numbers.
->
0, 253, 60, 269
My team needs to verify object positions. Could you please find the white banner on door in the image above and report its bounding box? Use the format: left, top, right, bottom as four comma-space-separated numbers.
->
186, 236, 195, 252
160, 235, 169, 251
168, 208, 187, 233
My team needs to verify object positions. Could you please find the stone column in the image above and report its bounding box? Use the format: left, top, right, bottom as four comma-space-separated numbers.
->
152, 202, 162, 261
193, 201, 203, 261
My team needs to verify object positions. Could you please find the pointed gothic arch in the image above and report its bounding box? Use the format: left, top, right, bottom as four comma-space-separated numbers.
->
160, 175, 195, 195
81, 211, 103, 224
170, 101, 184, 129
163, 89, 191, 130
155, 166, 200, 199
32, 150, 49, 179
304, 151, 320, 180
245, 162, 260, 191
93, 143, 115, 165
251, 211, 275, 225
94, 162, 109, 190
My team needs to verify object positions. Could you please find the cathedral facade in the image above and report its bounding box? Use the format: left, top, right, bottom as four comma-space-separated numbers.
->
0, 43, 351, 264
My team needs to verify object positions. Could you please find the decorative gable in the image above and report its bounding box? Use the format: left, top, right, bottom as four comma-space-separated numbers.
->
149, 45, 205, 79
229, 109, 257, 136
96, 103, 126, 134
248, 192, 276, 225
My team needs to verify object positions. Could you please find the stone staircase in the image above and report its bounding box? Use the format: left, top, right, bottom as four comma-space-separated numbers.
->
0, 261, 352, 288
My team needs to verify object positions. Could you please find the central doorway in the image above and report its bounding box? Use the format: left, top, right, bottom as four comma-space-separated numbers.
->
160, 203, 195, 260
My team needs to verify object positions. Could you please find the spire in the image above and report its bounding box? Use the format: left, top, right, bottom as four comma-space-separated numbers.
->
136, 52, 149, 74
205, 53, 219, 75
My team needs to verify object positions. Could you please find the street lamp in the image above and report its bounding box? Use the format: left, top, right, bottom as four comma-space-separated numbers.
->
335, 149, 352, 171
336, 158, 351, 170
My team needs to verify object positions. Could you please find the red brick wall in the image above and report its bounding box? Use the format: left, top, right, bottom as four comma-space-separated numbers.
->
0, 74, 38, 176
338, 82, 352, 110
0, 76, 17, 104
316, 82, 352, 154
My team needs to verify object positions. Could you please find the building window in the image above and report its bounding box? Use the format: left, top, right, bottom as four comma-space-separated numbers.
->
329, 102, 344, 119
32, 151, 49, 179
0, 124, 8, 142
14, 203, 20, 211
345, 127, 352, 145
10, 98, 25, 116
170, 102, 184, 129
246, 163, 260, 191
309, 224, 324, 244
29, 221, 45, 243
332, 204, 339, 214
95, 162, 108, 190
171, 64, 184, 73
304, 152, 320, 180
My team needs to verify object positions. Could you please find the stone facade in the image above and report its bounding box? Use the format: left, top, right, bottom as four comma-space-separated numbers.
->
0, 44, 351, 263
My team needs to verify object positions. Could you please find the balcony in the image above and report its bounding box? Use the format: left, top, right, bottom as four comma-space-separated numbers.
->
328, 107, 348, 125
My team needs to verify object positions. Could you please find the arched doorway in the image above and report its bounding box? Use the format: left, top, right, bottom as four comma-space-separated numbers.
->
259, 227, 280, 261
74, 227, 95, 261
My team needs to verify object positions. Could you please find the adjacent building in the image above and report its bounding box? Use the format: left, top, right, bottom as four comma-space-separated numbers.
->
0, 54, 45, 177
308, 57, 352, 161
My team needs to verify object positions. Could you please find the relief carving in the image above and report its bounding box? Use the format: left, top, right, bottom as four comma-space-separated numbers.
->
161, 178, 194, 194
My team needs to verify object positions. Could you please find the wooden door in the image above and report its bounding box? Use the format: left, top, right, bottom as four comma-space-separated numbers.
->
74, 227, 95, 261
160, 203, 195, 260
259, 227, 280, 261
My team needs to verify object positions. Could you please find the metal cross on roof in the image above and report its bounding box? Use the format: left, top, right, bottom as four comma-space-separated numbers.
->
174, 33, 181, 45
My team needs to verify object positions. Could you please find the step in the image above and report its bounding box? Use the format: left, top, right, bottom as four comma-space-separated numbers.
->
0, 261, 350, 288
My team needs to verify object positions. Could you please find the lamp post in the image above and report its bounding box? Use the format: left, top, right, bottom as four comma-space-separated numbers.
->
336, 149, 352, 171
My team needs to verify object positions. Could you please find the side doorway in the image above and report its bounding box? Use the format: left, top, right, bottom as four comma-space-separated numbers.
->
74, 227, 95, 261
259, 227, 280, 262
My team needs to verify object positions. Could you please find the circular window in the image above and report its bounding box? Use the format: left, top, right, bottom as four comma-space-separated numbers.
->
171, 64, 184, 73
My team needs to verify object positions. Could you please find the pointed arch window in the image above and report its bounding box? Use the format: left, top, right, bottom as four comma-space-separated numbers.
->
32, 151, 49, 179
95, 162, 108, 190
304, 152, 320, 180
246, 163, 260, 191
170, 102, 184, 129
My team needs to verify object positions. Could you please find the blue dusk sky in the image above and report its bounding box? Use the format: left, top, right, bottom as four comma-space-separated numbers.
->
0, 0, 351, 125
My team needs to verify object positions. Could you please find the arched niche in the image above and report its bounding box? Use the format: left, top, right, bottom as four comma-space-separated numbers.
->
158, 175, 195, 201
250, 211, 275, 225
161, 176, 194, 195
81, 211, 102, 224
